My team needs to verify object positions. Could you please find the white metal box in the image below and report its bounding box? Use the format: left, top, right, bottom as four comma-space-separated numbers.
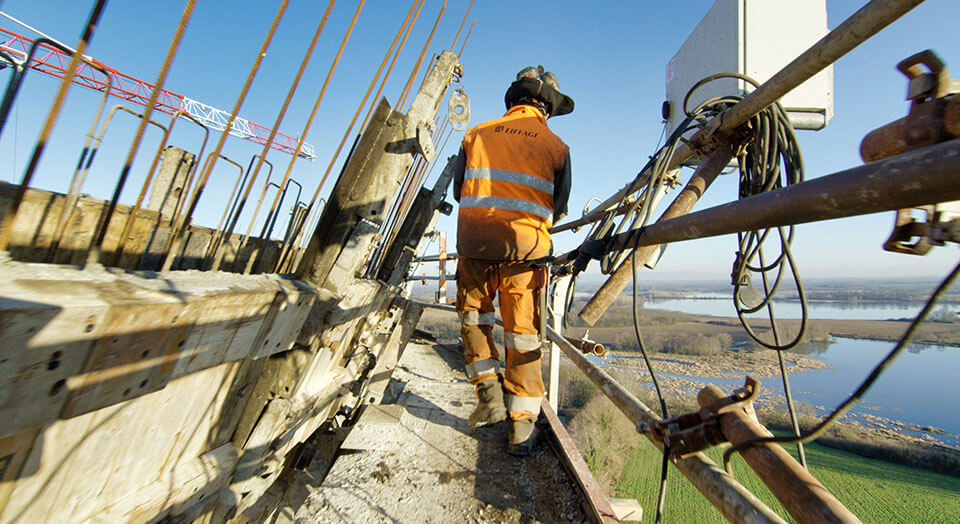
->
664, 0, 833, 136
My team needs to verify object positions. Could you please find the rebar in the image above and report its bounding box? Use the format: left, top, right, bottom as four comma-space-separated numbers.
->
253, 0, 367, 273
358, 0, 421, 134
209, 0, 336, 271
449, 0, 474, 52
0, 0, 108, 252
160, 0, 291, 271
398, 0, 446, 112
91, 0, 196, 267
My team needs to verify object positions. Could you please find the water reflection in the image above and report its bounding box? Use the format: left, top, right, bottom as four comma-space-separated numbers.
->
600, 337, 960, 446
640, 296, 951, 320
787, 339, 833, 356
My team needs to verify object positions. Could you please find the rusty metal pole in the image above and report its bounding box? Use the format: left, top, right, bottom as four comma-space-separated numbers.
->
578, 144, 736, 326
546, 327, 786, 524
698, 385, 861, 524
593, 138, 960, 252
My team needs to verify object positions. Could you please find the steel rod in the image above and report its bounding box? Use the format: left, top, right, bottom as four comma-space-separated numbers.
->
212, 0, 336, 272
89, 107, 170, 263
449, 0, 473, 52
699, 385, 861, 523
456, 19, 474, 59
579, 145, 735, 326
44, 60, 114, 262
266, 2, 366, 274
0, 0, 108, 251
594, 138, 960, 253
551, 190, 642, 234
160, 0, 291, 271
94, 0, 196, 267
358, 0, 422, 134
398, 0, 446, 111
415, 252, 459, 262
547, 327, 785, 524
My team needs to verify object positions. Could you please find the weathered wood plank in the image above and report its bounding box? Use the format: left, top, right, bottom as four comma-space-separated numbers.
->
0, 264, 317, 438
0, 429, 40, 518
89, 443, 240, 523
62, 299, 191, 417
541, 400, 620, 524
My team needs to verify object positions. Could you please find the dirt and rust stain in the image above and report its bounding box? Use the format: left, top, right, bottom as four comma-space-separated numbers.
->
371, 460, 392, 483
436, 469, 474, 484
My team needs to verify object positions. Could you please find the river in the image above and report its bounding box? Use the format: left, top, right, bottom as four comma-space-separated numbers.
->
609, 297, 960, 446
642, 294, 952, 320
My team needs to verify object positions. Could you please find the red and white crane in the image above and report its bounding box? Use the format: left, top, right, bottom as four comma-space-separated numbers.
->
0, 23, 316, 160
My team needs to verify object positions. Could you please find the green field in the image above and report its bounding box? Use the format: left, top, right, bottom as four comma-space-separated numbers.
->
615, 439, 960, 523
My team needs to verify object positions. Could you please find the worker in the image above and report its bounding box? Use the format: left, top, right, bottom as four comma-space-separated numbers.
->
453, 65, 574, 456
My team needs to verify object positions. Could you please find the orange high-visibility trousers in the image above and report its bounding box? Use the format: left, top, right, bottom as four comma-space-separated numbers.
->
456, 256, 545, 420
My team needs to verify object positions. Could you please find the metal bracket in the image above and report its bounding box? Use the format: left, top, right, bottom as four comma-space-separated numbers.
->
898, 50, 960, 149
448, 88, 470, 131
648, 377, 760, 459
884, 202, 960, 255
881, 51, 960, 256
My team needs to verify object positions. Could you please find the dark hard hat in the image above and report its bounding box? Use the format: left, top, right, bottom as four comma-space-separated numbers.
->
505, 65, 574, 117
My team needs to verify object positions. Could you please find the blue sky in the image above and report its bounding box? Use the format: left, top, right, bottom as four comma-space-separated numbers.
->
0, 1, 958, 282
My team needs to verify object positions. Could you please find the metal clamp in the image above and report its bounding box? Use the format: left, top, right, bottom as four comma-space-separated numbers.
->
878, 51, 960, 255
897, 50, 960, 149
884, 202, 960, 255
649, 377, 760, 459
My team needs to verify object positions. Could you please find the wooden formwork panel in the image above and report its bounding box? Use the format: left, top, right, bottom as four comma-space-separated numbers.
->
0, 361, 244, 523
0, 264, 317, 440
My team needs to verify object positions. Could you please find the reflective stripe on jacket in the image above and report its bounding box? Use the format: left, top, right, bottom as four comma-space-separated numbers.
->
455, 105, 569, 260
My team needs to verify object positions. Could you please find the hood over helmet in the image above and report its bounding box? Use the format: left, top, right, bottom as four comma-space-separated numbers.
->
504, 65, 574, 118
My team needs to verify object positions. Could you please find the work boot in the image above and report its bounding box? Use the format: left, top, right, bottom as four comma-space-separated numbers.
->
468, 378, 507, 428
507, 417, 539, 456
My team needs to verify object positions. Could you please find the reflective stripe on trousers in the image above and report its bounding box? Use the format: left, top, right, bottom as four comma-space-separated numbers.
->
504, 332, 541, 351
459, 310, 495, 326
505, 393, 542, 417
465, 357, 499, 380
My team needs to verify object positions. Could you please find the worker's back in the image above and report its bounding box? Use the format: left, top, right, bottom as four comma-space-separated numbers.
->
457, 104, 568, 261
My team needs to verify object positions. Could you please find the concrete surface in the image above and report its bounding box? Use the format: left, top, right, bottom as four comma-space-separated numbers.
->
276, 339, 589, 523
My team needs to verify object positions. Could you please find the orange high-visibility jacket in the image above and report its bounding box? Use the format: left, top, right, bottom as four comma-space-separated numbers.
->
453, 105, 571, 260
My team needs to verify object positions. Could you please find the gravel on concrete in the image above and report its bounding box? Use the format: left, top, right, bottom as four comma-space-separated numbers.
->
276, 340, 589, 523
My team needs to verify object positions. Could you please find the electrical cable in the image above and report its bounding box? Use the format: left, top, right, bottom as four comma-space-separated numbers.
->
722, 258, 960, 472
560, 71, 816, 513
687, 72, 811, 465
562, 75, 754, 523
632, 248, 671, 524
